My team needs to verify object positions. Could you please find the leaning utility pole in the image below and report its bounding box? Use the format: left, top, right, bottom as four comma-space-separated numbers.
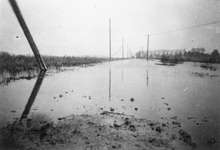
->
9, 0, 47, 71
109, 18, 111, 59
147, 34, 149, 61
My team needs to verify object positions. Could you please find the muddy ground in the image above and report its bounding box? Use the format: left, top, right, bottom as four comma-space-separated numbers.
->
0, 111, 198, 150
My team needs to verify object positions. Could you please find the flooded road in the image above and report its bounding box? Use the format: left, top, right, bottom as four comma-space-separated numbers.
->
0, 59, 220, 149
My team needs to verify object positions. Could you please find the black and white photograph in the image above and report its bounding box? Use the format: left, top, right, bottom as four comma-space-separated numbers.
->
0, 0, 220, 149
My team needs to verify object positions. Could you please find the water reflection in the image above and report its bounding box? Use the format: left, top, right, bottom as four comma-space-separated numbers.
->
0, 69, 39, 85
121, 70, 124, 82
109, 69, 111, 101
146, 70, 149, 87
20, 71, 46, 121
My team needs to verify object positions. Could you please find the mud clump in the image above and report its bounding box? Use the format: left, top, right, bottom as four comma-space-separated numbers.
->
179, 129, 197, 149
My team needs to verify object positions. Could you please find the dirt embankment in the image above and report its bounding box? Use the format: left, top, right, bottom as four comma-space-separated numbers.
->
1, 112, 197, 150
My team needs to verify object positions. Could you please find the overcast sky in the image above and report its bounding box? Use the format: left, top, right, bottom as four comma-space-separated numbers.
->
1, 0, 220, 57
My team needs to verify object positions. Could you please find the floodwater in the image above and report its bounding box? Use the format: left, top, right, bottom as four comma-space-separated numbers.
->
0, 59, 220, 149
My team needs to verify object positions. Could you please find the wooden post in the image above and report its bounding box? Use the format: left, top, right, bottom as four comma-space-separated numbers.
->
127, 44, 128, 59
142, 46, 143, 58
109, 18, 111, 59
147, 34, 149, 61
9, 0, 47, 71
122, 38, 124, 59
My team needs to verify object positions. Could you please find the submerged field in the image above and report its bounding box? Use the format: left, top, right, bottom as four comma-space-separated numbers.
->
0, 59, 220, 150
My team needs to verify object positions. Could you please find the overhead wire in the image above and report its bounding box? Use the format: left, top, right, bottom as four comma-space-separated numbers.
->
112, 47, 122, 57
150, 20, 220, 36
39, 20, 220, 51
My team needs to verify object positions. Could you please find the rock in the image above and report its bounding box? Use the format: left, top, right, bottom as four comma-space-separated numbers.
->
155, 126, 163, 133
128, 125, 136, 131
114, 122, 123, 128
124, 118, 131, 126
170, 116, 177, 120
58, 117, 63, 120
110, 107, 114, 112
162, 123, 166, 127
130, 98, 135, 102
172, 121, 181, 127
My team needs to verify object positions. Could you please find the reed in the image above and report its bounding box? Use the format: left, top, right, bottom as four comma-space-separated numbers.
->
0, 51, 112, 72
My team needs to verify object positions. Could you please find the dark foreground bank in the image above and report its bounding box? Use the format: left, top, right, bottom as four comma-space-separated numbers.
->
1, 112, 199, 150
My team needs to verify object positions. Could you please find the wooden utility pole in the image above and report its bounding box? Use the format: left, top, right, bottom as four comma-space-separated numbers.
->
109, 18, 111, 59
127, 44, 128, 59
9, 0, 47, 71
147, 34, 149, 61
122, 38, 124, 59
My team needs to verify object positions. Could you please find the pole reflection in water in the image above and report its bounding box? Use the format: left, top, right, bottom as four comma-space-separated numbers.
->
20, 70, 46, 121
121, 70, 124, 82
146, 70, 149, 87
109, 69, 111, 101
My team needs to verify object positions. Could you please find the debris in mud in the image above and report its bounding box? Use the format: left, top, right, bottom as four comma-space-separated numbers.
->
167, 108, 171, 111
59, 94, 63, 98
155, 126, 163, 133
110, 107, 115, 112
200, 64, 217, 71
11, 110, 16, 113
207, 138, 217, 146
58, 117, 63, 120
170, 116, 177, 120
155, 63, 176, 66
164, 103, 169, 105
1, 113, 197, 150
178, 129, 197, 149
172, 121, 181, 127
191, 72, 209, 78
134, 108, 138, 111
130, 98, 135, 102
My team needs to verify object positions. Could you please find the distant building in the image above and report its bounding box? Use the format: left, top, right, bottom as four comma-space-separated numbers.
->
210, 49, 220, 63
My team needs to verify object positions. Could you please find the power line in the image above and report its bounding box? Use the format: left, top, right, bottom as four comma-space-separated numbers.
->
112, 47, 122, 57
150, 21, 220, 36
123, 20, 220, 40
39, 21, 220, 49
